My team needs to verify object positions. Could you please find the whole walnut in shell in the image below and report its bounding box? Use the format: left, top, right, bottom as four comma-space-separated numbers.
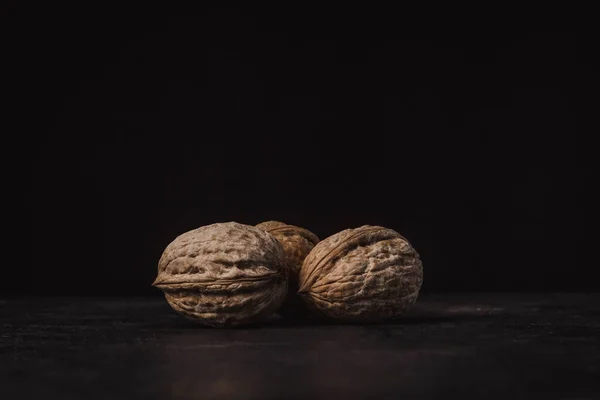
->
255, 221, 319, 316
298, 225, 423, 322
152, 222, 288, 327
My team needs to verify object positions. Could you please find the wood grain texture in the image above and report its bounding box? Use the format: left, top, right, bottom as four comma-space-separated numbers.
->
5, 294, 600, 399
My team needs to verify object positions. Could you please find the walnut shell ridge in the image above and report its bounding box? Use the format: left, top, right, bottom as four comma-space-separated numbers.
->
152, 222, 288, 327
298, 225, 423, 322
255, 221, 319, 316
255, 221, 319, 275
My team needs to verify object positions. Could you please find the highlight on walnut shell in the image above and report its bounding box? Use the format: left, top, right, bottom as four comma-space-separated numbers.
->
152, 222, 288, 327
255, 221, 319, 316
298, 225, 423, 322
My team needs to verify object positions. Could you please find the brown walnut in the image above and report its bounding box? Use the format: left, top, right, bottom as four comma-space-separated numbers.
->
298, 225, 423, 322
255, 221, 319, 316
152, 222, 288, 327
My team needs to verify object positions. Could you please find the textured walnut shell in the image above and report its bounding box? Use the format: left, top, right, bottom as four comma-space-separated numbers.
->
152, 222, 288, 327
255, 221, 319, 316
298, 225, 423, 322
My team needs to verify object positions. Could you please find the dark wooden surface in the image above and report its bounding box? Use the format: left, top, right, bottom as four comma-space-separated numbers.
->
1, 294, 599, 399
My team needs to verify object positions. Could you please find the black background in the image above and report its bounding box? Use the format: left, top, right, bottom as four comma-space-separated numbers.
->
25, 8, 591, 297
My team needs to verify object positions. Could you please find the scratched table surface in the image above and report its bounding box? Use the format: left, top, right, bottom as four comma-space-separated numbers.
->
1, 293, 599, 400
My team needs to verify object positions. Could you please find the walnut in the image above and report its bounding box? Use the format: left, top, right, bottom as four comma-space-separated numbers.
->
255, 221, 319, 316
298, 225, 423, 322
152, 222, 288, 327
